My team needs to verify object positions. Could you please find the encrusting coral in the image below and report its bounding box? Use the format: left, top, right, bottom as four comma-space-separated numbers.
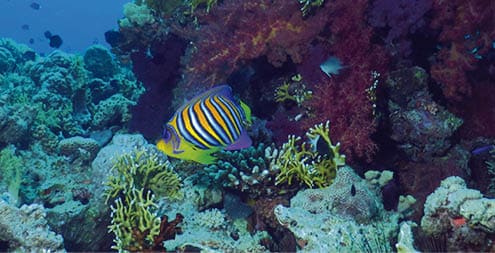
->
104, 149, 182, 251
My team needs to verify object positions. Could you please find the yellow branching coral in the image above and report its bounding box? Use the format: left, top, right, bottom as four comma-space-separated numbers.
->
274, 74, 313, 107
189, 0, 218, 13
104, 149, 182, 203
104, 149, 182, 252
108, 187, 161, 252
298, 0, 326, 16
272, 121, 345, 188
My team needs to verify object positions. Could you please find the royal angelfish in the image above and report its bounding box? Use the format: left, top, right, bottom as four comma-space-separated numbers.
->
157, 85, 252, 164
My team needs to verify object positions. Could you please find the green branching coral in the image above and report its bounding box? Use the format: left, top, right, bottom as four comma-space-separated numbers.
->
273, 121, 345, 188
298, 0, 325, 16
104, 149, 182, 251
0, 145, 24, 204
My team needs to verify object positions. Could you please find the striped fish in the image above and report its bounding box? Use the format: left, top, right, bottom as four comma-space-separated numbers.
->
157, 85, 252, 164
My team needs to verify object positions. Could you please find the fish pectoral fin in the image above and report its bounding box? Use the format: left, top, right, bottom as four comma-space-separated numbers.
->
180, 141, 220, 164
189, 147, 221, 165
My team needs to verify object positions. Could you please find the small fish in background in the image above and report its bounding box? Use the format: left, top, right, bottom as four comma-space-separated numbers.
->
21, 24, 30, 30
30, 2, 41, 10
44, 30, 63, 48
28, 38, 34, 44
157, 85, 252, 164
320, 56, 345, 77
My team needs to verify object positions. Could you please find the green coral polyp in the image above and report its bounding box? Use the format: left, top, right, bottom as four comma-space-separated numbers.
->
273, 121, 345, 188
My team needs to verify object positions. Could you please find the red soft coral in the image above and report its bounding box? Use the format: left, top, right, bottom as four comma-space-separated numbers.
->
180, 0, 330, 87
430, 0, 495, 102
299, 0, 389, 162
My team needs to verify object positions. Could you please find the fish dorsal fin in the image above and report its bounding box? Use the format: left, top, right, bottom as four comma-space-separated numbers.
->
190, 85, 233, 103
176, 85, 234, 113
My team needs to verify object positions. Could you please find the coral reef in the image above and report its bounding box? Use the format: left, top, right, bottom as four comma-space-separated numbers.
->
158, 179, 270, 252
0, 39, 144, 149
421, 176, 495, 251
274, 166, 399, 252
0, 199, 64, 252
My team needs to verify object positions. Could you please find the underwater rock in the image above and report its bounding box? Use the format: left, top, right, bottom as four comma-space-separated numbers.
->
421, 176, 495, 251
274, 166, 399, 252
0, 47, 14, 74
158, 178, 269, 252
58, 136, 100, 165
387, 67, 463, 161
0, 199, 65, 252
119, 2, 155, 28
0, 104, 36, 147
421, 176, 495, 240
91, 134, 153, 187
91, 94, 135, 130
83, 45, 116, 80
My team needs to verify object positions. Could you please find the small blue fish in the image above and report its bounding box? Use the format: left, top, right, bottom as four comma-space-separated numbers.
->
320, 56, 344, 77
471, 145, 494, 155
157, 85, 252, 164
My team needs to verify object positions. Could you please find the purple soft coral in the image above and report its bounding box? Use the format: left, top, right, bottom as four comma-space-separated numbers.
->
368, 0, 432, 57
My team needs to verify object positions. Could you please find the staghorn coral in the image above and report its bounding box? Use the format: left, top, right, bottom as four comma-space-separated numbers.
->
274, 74, 312, 108
273, 121, 345, 188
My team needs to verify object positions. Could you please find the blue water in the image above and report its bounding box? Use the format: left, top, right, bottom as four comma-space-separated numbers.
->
0, 0, 130, 54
